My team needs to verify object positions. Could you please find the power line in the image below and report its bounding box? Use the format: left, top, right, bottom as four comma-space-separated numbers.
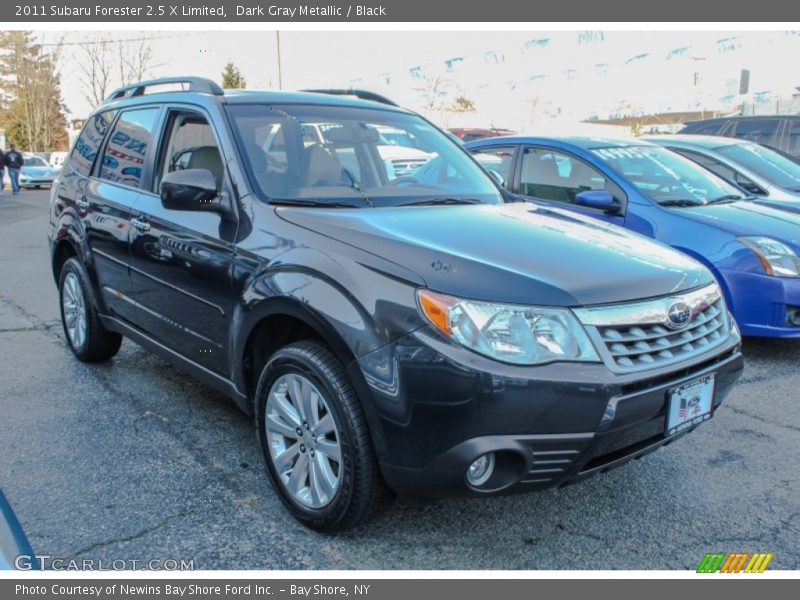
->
35, 32, 202, 47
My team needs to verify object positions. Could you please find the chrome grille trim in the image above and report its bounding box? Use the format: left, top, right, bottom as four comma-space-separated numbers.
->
391, 158, 429, 176
574, 284, 731, 373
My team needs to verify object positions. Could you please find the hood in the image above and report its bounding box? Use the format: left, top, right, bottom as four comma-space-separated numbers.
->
680, 200, 800, 247
21, 166, 56, 175
277, 202, 712, 307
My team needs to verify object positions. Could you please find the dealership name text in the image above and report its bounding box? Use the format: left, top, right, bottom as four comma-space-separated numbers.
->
15, 4, 387, 18
16, 585, 371, 597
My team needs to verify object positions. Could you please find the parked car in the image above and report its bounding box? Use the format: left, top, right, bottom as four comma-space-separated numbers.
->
300, 122, 433, 179
644, 134, 800, 213
467, 136, 800, 339
19, 154, 60, 189
449, 127, 516, 143
679, 115, 800, 159
49, 151, 68, 169
50, 78, 743, 531
0, 490, 36, 570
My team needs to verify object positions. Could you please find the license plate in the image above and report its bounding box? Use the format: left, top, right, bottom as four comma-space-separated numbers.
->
666, 375, 715, 436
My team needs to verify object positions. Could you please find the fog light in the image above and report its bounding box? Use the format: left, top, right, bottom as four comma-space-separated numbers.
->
466, 453, 495, 487
786, 307, 800, 326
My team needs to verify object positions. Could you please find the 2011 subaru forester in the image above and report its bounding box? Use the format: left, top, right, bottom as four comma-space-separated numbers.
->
48, 77, 744, 531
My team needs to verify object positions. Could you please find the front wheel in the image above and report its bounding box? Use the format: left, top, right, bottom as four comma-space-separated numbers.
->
255, 341, 390, 531
59, 257, 122, 362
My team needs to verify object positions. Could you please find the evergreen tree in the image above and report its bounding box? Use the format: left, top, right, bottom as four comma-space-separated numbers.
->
0, 31, 68, 150
221, 62, 246, 89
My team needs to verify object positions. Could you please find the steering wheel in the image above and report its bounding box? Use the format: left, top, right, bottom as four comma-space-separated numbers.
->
387, 176, 422, 187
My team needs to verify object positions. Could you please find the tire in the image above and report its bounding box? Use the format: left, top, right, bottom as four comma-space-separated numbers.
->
255, 340, 391, 532
58, 257, 122, 362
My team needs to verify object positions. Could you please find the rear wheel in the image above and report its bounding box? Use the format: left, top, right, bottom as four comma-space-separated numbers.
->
59, 258, 122, 362
256, 341, 391, 531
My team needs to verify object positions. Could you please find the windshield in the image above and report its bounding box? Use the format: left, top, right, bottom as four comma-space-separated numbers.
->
225, 103, 503, 207
716, 143, 800, 192
26, 156, 48, 167
591, 145, 744, 205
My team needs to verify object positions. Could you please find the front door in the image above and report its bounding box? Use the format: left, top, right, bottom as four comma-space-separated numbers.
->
515, 146, 627, 227
127, 108, 236, 374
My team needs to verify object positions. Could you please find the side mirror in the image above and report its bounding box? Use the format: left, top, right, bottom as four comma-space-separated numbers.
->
575, 189, 618, 212
488, 170, 506, 187
160, 169, 219, 212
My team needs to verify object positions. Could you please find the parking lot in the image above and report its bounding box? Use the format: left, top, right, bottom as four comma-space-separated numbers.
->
1, 188, 798, 570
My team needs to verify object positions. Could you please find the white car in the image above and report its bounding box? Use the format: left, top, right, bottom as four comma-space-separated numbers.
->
19, 154, 60, 189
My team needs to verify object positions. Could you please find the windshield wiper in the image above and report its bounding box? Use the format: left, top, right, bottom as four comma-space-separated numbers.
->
708, 194, 744, 204
268, 198, 365, 208
658, 198, 707, 207
399, 197, 483, 207
341, 168, 373, 207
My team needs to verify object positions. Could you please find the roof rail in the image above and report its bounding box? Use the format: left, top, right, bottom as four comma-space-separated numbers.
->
301, 89, 398, 107
104, 77, 224, 102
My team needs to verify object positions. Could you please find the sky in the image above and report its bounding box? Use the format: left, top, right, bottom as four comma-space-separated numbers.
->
36, 30, 800, 131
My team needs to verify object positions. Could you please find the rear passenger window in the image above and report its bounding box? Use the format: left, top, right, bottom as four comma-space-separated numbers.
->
68, 110, 117, 176
730, 119, 781, 147
469, 146, 516, 186
99, 107, 160, 188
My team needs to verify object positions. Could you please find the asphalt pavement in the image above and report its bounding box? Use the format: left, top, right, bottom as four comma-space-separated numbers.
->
1, 189, 798, 570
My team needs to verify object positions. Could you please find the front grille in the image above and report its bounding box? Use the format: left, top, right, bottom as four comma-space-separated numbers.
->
598, 299, 725, 370
574, 284, 731, 374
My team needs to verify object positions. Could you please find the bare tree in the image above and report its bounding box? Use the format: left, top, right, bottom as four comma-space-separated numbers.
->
118, 37, 158, 86
77, 34, 113, 106
77, 34, 159, 106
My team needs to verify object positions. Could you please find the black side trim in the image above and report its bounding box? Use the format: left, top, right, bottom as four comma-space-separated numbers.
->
99, 314, 248, 412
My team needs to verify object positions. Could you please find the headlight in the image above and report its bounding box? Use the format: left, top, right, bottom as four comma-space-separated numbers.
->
739, 236, 800, 277
417, 289, 599, 365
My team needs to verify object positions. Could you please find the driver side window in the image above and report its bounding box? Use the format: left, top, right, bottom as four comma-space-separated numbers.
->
519, 147, 620, 206
155, 111, 224, 193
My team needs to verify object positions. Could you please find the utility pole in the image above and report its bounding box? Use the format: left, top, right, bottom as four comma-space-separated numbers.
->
276, 31, 283, 90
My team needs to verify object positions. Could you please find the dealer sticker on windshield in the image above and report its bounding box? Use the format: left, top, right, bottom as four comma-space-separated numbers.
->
666, 375, 715, 436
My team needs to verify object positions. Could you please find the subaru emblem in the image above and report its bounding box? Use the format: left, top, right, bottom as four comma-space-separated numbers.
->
666, 301, 693, 329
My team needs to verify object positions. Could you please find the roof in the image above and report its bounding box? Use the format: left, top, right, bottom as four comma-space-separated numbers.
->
642, 134, 746, 150
687, 114, 800, 124
99, 85, 411, 115
468, 135, 655, 151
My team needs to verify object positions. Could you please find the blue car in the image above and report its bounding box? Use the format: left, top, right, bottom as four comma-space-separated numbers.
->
466, 136, 800, 338
0, 490, 35, 570
643, 134, 800, 214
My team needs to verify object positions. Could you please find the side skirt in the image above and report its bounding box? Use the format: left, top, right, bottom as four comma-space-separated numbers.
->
99, 314, 250, 414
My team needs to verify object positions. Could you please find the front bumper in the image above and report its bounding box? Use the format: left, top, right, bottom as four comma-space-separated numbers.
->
358, 327, 743, 498
722, 268, 800, 338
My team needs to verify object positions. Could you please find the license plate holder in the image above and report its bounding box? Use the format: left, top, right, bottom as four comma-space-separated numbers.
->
666, 375, 715, 436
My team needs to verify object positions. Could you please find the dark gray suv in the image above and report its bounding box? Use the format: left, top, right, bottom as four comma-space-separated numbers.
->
49, 77, 744, 531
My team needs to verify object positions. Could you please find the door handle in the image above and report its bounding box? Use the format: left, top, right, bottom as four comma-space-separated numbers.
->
131, 217, 151, 233
76, 196, 90, 209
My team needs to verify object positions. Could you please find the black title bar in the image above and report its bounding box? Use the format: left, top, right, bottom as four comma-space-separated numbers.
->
4, 0, 800, 22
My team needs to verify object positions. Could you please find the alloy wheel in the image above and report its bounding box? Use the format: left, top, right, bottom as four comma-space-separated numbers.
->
62, 272, 87, 350
265, 372, 342, 509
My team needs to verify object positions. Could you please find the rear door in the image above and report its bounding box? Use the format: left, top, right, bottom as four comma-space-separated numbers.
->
513, 146, 627, 226
80, 106, 161, 323
127, 105, 237, 374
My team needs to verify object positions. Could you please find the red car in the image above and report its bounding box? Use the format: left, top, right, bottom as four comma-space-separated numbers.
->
448, 127, 516, 143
